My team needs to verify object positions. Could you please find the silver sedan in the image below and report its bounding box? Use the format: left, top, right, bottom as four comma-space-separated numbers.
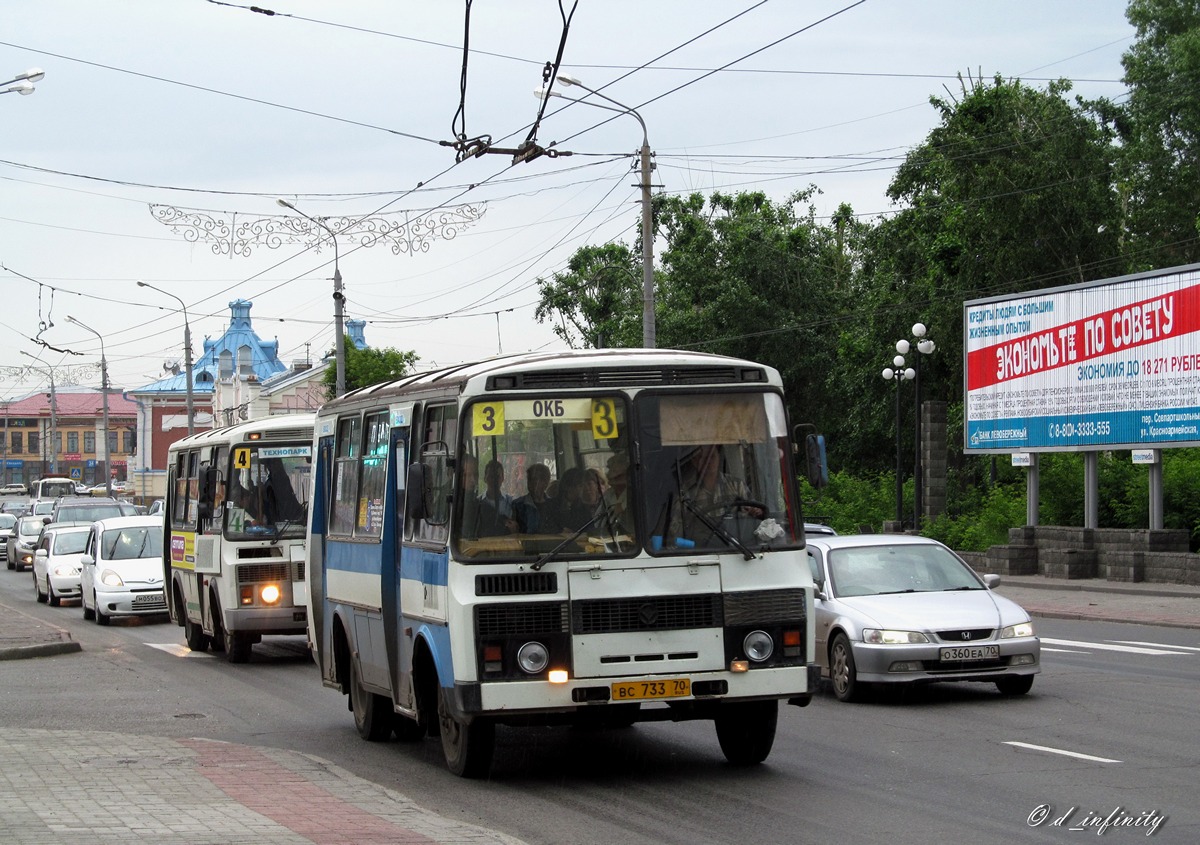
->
806, 535, 1040, 701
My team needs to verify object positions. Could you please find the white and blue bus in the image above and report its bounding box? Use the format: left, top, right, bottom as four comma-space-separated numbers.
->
164, 414, 314, 663
307, 349, 824, 777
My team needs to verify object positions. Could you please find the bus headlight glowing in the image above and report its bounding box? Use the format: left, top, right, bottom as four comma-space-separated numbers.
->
743, 630, 774, 662
516, 641, 550, 674
548, 669, 569, 684
260, 584, 282, 604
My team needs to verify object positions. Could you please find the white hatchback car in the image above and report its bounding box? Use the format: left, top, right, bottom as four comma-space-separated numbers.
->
80, 516, 167, 625
33, 524, 90, 607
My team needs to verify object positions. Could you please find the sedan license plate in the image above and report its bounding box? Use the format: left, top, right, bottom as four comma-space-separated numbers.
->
133, 594, 165, 606
940, 645, 999, 661
611, 678, 690, 701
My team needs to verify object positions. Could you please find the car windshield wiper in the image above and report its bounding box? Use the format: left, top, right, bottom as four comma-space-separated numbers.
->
678, 496, 755, 561
135, 532, 149, 558
876, 588, 918, 595
942, 585, 980, 591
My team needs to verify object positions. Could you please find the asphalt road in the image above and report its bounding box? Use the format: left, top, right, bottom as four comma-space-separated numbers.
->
0, 569, 1195, 845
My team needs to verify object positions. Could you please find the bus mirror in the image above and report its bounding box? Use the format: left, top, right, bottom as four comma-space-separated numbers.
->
805, 433, 828, 489
405, 462, 428, 522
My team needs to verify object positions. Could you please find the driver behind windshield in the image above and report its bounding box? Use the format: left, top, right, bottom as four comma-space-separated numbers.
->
670, 444, 764, 546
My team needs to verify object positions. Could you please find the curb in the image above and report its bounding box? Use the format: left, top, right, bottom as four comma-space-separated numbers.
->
1003, 580, 1200, 599
0, 639, 83, 660
1023, 608, 1199, 630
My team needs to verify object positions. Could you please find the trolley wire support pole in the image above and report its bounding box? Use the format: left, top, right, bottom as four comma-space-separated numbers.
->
67, 316, 112, 497
137, 282, 195, 436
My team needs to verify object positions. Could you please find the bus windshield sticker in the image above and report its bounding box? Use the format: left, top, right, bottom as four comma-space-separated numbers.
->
591, 398, 619, 439
233, 448, 251, 469
258, 446, 312, 459
473, 402, 505, 436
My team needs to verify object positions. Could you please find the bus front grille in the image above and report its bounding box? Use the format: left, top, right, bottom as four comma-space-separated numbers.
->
476, 602, 569, 637
572, 594, 722, 634
722, 589, 807, 626
238, 563, 291, 584
475, 572, 558, 596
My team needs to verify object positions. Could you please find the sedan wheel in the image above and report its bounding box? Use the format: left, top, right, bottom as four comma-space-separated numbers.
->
830, 633, 863, 703
47, 580, 61, 608
82, 592, 95, 621
995, 675, 1034, 696
33, 572, 47, 603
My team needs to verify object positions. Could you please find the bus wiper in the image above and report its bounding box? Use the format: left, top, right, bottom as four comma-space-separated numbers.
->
530, 510, 606, 571
679, 497, 756, 561
269, 520, 293, 545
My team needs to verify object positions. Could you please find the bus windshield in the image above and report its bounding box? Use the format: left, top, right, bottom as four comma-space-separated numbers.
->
451, 390, 802, 562
224, 444, 311, 539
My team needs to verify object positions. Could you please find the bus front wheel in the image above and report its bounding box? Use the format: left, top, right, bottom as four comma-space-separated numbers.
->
438, 686, 494, 778
714, 699, 778, 765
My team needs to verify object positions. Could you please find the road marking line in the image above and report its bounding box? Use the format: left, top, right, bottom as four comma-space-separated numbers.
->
1111, 640, 1200, 652
1041, 647, 1089, 653
1003, 741, 1121, 763
146, 642, 215, 658
1040, 637, 1190, 656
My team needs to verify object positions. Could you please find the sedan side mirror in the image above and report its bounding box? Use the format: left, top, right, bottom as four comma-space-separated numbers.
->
982, 573, 1001, 589
80, 554, 94, 566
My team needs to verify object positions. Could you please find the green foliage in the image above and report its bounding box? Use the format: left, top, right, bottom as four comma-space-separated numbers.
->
533, 243, 642, 349
924, 485, 1027, 552
320, 337, 419, 399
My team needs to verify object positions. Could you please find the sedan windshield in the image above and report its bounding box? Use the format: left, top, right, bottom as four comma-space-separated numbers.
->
52, 531, 88, 555
101, 526, 164, 560
828, 544, 983, 597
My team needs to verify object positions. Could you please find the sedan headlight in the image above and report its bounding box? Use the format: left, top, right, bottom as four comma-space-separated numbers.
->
863, 628, 929, 644
52, 563, 80, 577
99, 568, 125, 587
1001, 621, 1035, 639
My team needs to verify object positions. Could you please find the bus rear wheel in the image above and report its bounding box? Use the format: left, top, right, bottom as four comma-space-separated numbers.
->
438, 686, 494, 778
714, 699, 778, 765
350, 657, 394, 742
183, 614, 208, 652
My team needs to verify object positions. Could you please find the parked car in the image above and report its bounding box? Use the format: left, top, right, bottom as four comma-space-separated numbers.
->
50, 497, 126, 526
74, 483, 90, 495
80, 516, 167, 624
7, 515, 47, 571
147, 499, 165, 516
0, 512, 16, 563
33, 524, 90, 606
804, 522, 838, 537
0, 483, 28, 496
806, 534, 1040, 701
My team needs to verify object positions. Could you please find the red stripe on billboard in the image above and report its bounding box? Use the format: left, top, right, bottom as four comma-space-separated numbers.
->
967, 283, 1200, 389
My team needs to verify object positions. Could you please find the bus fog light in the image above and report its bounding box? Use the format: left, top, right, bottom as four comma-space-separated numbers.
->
517, 641, 549, 674
260, 584, 281, 604
743, 630, 774, 662
548, 669, 569, 684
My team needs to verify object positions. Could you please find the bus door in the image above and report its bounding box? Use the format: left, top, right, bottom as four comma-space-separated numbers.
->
385, 413, 410, 710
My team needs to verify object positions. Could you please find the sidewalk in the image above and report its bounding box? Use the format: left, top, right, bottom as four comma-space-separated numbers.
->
0, 579, 1196, 844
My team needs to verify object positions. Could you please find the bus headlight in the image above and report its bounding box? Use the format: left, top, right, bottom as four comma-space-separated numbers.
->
743, 630, 774, 662
516, 641, 550, 674
260, 584, 282, 605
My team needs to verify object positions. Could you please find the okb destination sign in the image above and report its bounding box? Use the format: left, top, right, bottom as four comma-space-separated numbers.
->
964, 264, 1200, 452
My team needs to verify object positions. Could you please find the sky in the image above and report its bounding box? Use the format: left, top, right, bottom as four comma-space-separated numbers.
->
1, 0, 1136, 397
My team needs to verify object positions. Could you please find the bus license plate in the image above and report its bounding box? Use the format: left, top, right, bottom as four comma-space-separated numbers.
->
940, 645, 999, 661
611, 678, 690, 701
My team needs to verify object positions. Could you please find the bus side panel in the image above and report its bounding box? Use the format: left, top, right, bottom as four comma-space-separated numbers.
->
325, 540, 387, 689
399, 545, 453, 690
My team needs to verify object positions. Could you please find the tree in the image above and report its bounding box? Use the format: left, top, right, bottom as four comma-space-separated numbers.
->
1099, 0, 1200, 268
534, 243, 642, 348
320, 338, 419, 399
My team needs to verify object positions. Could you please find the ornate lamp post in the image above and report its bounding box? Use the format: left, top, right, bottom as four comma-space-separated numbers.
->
882, 356, 915, 525
895, 323, 936, 526
276, 199, 346, 397
67, 316, 112, 497
137, 281, 195, 435
539, 74, 656, 348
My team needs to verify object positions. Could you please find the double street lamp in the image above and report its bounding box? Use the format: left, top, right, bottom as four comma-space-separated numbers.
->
276, 199, 346, 396
67, 316, 111, 497
137, 281, 195, 436
18, 351, 61, 475
538, 74, 656, 348
1, 67, 43, 96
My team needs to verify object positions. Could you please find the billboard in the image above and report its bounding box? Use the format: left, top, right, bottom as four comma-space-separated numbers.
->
964, 264, 1200, 452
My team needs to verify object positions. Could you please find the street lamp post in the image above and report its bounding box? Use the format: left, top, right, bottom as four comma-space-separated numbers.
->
137, 281, 195, 435
540, 74, 656, 348
19, 351, 61, 476
1, 67, 43, 96
276, 199, 346, 396
881, 355, 915, 525
68, 316, 112, 497
895, 323, 936, 526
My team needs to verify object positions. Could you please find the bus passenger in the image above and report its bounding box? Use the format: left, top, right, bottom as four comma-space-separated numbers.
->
514, 463, 557, 533
477, 459, 518, 536
458, 455, 480, 539
551, 467, 592, 531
